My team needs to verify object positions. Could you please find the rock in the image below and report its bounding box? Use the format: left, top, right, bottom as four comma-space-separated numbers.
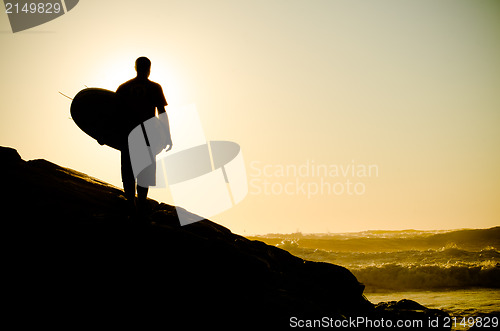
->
373, 299, 450, 329
2, 147, 450, 329
0, 146, 22, 164
375, 299, 428, 311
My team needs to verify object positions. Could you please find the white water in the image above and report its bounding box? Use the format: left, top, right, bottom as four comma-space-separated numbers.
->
252, 227, 500, 326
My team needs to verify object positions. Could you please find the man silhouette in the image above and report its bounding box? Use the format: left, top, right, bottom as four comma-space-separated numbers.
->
117, 57, 172, 215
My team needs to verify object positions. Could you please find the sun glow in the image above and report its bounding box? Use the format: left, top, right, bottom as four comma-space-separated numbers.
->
2, 0, 499, 235
83, 50, 183, 105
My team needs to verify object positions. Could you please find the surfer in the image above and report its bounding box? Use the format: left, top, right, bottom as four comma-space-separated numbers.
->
117, 56, 172, 215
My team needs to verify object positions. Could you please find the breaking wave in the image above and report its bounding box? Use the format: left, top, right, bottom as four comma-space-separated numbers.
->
254, 227, 500, 291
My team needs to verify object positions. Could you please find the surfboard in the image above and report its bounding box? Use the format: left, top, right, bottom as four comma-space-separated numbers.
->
71, 88, 127, 150
71, 88, 169, 153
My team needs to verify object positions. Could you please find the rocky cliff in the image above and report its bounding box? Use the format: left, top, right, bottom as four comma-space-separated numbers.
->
2, 146, 449, 329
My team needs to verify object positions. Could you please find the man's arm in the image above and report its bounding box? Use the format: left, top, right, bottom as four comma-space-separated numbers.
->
155, 83, 171, 149
157, 106, 172, 151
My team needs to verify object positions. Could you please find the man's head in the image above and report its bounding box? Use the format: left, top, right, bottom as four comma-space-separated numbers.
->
135, 56, 151, 78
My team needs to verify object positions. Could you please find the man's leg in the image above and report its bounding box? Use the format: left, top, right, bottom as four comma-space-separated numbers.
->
137, 185, 149, 215
121, 149, 136, 213
137, 185, 148, 200
136, 160, 155, 216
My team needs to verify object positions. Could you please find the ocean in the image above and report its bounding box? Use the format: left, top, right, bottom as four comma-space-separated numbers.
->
250, 227, 500, 329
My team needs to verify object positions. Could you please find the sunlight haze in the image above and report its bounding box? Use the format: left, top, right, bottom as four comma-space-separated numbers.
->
1, 0, 499, 234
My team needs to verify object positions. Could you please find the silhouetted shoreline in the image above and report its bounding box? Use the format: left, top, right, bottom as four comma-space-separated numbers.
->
3, 146, 457, 328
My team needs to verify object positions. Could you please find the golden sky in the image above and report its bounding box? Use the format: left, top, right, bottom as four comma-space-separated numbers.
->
1, 0, 499, 234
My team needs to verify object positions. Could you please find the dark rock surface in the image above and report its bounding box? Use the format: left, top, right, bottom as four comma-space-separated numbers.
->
2, 146, 450, 329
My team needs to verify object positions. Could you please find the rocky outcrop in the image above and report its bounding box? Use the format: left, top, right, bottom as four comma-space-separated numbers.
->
2, 146, 449, 329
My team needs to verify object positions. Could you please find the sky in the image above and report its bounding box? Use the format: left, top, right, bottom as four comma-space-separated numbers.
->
1, 0, 499, 235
